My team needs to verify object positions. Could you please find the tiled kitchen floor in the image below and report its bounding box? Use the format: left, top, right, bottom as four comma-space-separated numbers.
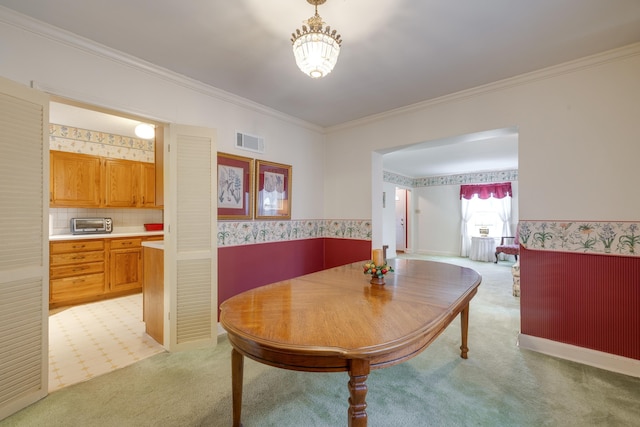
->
48, 293, 165, 392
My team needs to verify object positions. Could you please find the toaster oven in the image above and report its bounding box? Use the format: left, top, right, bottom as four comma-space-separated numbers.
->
70, 217, 113, 235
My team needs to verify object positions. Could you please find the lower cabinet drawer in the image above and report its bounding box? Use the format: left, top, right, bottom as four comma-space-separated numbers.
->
50, 273, 105, 302
110, 238, 142, 249
51, 240, 104, 254
51, 261, 104, 279
51, 250, 105, 266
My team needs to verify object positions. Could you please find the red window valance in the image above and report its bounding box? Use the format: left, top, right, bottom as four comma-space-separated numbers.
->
460, 182, 512, 200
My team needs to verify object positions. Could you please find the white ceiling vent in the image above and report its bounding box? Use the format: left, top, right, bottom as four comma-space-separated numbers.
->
235, 131, 264, 154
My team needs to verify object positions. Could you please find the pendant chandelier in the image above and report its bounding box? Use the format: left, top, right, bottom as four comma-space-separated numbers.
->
291, 0, 342, 79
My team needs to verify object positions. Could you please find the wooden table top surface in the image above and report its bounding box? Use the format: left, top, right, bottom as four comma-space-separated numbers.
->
220, 258, 482, 360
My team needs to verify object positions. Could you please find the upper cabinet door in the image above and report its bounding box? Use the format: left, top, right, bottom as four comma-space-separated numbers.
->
140, 162, 156, 207
50, 151, 101, 207
104, 158, 138, 207
50, 152, 160, 209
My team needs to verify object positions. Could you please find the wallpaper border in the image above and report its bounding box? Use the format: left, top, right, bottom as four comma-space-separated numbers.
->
50, 123, 155, 162
520, 220, 640, 258
217, 219, 371, 247
384, 169, 518, 188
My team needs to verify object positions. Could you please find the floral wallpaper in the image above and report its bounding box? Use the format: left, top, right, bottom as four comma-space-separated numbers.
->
217, 219, 371, 247
50, 124, 155, 163
384, 169, 518, 188
519, 221, 640, 257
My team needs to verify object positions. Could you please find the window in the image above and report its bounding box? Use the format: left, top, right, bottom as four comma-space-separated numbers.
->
460, 183, 513, 257
467, 197, 504, 238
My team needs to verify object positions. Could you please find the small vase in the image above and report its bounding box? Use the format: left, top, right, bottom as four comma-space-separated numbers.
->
370, 275, 385, 286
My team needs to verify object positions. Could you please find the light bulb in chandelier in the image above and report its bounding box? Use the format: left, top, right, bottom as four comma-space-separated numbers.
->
291, 0, 342, 78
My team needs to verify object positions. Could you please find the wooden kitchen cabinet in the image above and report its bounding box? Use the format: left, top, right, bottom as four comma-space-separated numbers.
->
50, 150, 160, 208
104, 158, 138, 207
143, 244, 164, 344
108, 238, 143, 292
104, 159, 157, 208
140, 162, 156, 207
50, 151, 101, 207
50, 239, 106, 307
49, 235, 163, 308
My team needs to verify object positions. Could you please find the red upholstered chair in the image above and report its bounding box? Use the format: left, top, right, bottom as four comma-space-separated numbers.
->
495, 235, 519, 263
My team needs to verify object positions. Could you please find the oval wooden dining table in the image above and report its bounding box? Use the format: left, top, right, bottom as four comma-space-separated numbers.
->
220, 258, 482, 427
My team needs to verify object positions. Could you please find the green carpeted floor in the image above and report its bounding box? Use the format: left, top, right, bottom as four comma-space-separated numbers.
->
2, 255, 639, 426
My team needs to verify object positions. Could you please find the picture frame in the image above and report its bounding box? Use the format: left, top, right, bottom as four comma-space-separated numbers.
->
255, 160, 292, 220
217, 152, 254, 220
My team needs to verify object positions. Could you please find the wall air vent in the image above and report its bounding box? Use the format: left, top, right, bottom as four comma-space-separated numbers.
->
235, 132, 265, 154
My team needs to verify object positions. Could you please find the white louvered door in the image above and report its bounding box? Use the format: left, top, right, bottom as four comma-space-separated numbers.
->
0, 77, 49, 420
164, 125, 217, 351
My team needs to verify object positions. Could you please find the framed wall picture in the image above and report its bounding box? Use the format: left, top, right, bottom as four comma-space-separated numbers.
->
255, 160, 292, 219
217, 152, 254, 220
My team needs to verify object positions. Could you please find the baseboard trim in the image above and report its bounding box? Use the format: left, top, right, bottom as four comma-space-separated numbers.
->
414, 250, 461, 257
217, 323, 227, 336
518, 334, 640, 378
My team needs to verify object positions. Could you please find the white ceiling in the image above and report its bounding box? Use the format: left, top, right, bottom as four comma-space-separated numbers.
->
4, 0, 639, 176
382, 128, 519, 178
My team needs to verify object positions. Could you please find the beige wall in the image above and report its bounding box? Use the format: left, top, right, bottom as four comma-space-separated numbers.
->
0, 19, 326, 221
2, 16, 638, 228
325, 44, 640, 225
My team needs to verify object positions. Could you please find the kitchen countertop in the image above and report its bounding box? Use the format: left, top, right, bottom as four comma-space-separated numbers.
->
50, 231, 164, 241
142, 240, 164, 250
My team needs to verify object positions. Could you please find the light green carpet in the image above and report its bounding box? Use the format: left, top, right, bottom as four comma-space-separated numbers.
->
3, 256, 639, 426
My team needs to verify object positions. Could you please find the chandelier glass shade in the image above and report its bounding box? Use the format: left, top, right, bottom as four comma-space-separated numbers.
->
291, 0, 342, 78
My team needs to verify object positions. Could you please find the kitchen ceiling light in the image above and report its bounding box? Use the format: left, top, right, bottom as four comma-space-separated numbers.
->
291, 0, 342, 79
135, 123, 155, 139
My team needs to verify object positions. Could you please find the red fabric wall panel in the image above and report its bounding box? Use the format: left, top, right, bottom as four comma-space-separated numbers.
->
323, 238, 371, 269
520, 247, 640, 360
218, 238, 371, 319
218, 239, 325, 308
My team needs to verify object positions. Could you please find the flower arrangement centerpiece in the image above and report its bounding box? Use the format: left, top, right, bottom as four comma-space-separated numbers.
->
363, 261, 394, 285
364, 249, 394, 285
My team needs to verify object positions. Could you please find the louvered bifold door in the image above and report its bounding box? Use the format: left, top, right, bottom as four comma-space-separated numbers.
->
165, 125, 217, 352
0, 78, 49, 420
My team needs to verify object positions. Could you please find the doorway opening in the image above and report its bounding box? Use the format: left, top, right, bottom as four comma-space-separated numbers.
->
395, 188, 410, 253
378, 127, 518, 257
48, 99, 166, 391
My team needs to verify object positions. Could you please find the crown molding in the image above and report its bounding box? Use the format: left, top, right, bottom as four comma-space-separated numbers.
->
0, 6, 324, 134
326, 42, 640, 134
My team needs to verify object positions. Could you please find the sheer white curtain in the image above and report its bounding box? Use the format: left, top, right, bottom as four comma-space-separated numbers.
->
496, 196, 512, 237
460, 197, 473, 257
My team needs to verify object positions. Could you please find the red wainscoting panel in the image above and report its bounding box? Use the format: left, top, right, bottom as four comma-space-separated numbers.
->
218, 238, 371, 318
520, 247, 640, 360
323, 238, 372, 269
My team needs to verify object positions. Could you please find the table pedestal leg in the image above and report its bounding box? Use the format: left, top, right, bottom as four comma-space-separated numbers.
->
459, 304, 469, 359
231, 348, 244, 427
348, 359, 370, 427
